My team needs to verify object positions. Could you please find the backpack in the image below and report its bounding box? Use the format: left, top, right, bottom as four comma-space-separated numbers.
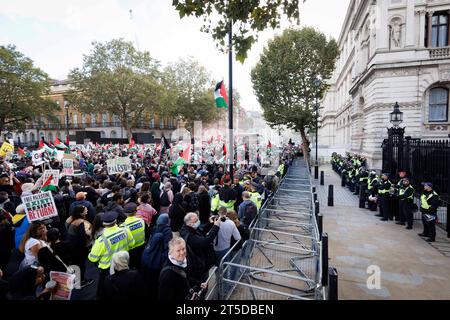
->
187, 193, 199, 211
160, 191, 171, 207
243, 202, 258, 226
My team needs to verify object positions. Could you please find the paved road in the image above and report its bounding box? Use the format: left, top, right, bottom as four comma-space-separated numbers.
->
315, 164, 450, 300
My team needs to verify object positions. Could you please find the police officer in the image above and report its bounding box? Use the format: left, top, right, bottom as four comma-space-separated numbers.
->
396, 177, 415, 229
418, 182, 440, 242
88, 211, 135, 298
358, 168, 369, 207
248, 182, 263, 210
378, 173, 392, 221
367, 171, 379, 211
122, 202, 146, 269
218, 178, 237, 211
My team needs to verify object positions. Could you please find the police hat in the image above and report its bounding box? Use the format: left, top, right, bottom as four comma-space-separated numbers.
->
102, 211, 118, 224
422, 182, 433, 188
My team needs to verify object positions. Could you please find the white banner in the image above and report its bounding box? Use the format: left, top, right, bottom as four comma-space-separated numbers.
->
62, 159, 74, 176
50, 271, 76, 300
106, 156, 132, 174
22, 191, 58, 222
31, 149, 45, 166
43, 169, 60, 186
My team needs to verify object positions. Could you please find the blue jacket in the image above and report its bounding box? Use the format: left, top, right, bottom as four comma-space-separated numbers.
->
238, 200, 254, 221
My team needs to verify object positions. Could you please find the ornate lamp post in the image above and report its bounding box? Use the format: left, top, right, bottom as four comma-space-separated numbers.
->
384, 102, 405, 176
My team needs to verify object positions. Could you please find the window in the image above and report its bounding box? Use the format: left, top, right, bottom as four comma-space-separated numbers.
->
102, 113, 107, 126
159, 118, 164, 129
91, 113, 96, 126
429, 88, 448, 122
149, 115, 155, 128
432, 13, 448, 47
113, 115, 120, 126
81, 113, 86, 124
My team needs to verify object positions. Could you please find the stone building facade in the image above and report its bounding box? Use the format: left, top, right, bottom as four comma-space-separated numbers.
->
319, 0, 450, 169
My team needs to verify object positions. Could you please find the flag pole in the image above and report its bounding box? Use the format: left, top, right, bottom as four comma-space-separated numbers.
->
228, 19, 234, 181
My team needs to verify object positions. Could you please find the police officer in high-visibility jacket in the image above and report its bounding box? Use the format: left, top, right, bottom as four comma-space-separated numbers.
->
249, 182, 263, 210
88, 210, 135, 298
218, 178, 237, 211
378, 173, 392, 221
367, 171, 379, 211
396, 177, 415, 229
418, 182, 440, 242
277, 161, 285, 177
122, 202, 146, 270
210, 186, 221, 214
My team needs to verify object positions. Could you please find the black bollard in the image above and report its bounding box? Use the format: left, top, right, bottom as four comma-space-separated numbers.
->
320, 171, 324, 185
328, 185, 334, 207
317, 214, 323, 240
312, 186, 316, 193
321, 233, 328, 286
315, 200, 320, 215
314, 165, 319, 179
328, 267, 338, 300
313, 193, 318, 202
341, 173, 346, 187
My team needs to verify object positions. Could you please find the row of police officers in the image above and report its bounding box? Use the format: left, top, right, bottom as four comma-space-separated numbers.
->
331, 153, 440, 243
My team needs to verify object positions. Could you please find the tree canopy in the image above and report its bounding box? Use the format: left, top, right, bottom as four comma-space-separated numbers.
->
251, 27, 339, 157
0, 45, 59, 135
172, 0, 301, 62
66, 39, 163, 140
162, 57, 220, 130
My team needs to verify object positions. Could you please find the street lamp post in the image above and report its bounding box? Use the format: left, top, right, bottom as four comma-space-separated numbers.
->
64, 100, 69, 144
385, 102, 405, 176
313, 77, 321, 179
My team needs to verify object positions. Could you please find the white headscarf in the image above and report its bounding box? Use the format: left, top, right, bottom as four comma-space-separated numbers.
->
168, 253, 187, 268
109, 251, 130, 275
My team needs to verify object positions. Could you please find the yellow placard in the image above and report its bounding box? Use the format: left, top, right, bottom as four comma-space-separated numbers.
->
0, 141, 14, 158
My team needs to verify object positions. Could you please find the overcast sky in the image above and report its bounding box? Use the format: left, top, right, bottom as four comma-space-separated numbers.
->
0, 0, 350, 111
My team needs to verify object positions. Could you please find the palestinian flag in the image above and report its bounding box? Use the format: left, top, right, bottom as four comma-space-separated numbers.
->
214, 80, 228, 109
41, 175, 58, 192
182, 144, 191, 163
129, 138, 135, 149
223, 143, 227, 156
170, 157, 186, 175
54, 137, 68, 149
17, 147, 25, 156
38, 138, 45, 149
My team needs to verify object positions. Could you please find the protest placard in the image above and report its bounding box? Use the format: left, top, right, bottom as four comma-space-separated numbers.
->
50, 271, 76, 300
43, 169, 60, 186
62, 159, 74, 175
106, 156, 132, 174
0, 141, 14, 158
22, 191, 58, 222
31, 149, 45, 166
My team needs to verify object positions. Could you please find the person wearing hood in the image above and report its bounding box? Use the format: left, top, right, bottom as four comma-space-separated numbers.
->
99, 251, 145, 300
141, 213, 172, 299
160, 182, 174, 214
168, 193, 186, 235
105, 193, 125, 224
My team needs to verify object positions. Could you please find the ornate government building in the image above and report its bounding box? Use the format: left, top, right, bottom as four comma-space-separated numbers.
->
319, 0, 450, 169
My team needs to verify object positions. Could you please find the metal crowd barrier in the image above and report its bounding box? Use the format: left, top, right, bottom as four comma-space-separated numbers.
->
215, 158, 324, 300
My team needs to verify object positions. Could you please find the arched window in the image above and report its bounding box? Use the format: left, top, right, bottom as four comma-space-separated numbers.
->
48, 132, 53, 142
100, 131, 106, 138
110, 130, 117, 138
429, 87, 448, 122
30, 132, 35, 142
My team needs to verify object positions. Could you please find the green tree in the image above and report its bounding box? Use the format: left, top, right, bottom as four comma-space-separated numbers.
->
251, 27, 339, 159
67, 39, 163, 141
172, 0, 300, 62
0, 45, 59, 135
162, 57, 220, 131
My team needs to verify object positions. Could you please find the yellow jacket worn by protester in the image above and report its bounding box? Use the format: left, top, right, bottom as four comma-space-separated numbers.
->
88, 225, 135, 269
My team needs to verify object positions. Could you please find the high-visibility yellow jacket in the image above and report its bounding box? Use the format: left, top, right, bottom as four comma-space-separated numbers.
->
88, 225, 135, 269
123, 216, 145, 249
249, 191, 262, 210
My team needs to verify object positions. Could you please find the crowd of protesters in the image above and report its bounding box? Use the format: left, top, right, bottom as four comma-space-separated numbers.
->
331, 152, 441, 243
0, 138, 298, 301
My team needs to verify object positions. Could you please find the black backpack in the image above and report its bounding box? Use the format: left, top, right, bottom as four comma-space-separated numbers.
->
187, 193, 200, 211
160, 190, 171, 206
243, 202, 258, 226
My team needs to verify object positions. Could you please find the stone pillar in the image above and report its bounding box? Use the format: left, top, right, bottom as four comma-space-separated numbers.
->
406, 0, 415, 47
418, 10, 426, 48
427, 11, 434, 48
376, 0, 389, 50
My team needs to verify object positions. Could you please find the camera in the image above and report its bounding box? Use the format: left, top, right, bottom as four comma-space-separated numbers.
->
220, 216, 226, 222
